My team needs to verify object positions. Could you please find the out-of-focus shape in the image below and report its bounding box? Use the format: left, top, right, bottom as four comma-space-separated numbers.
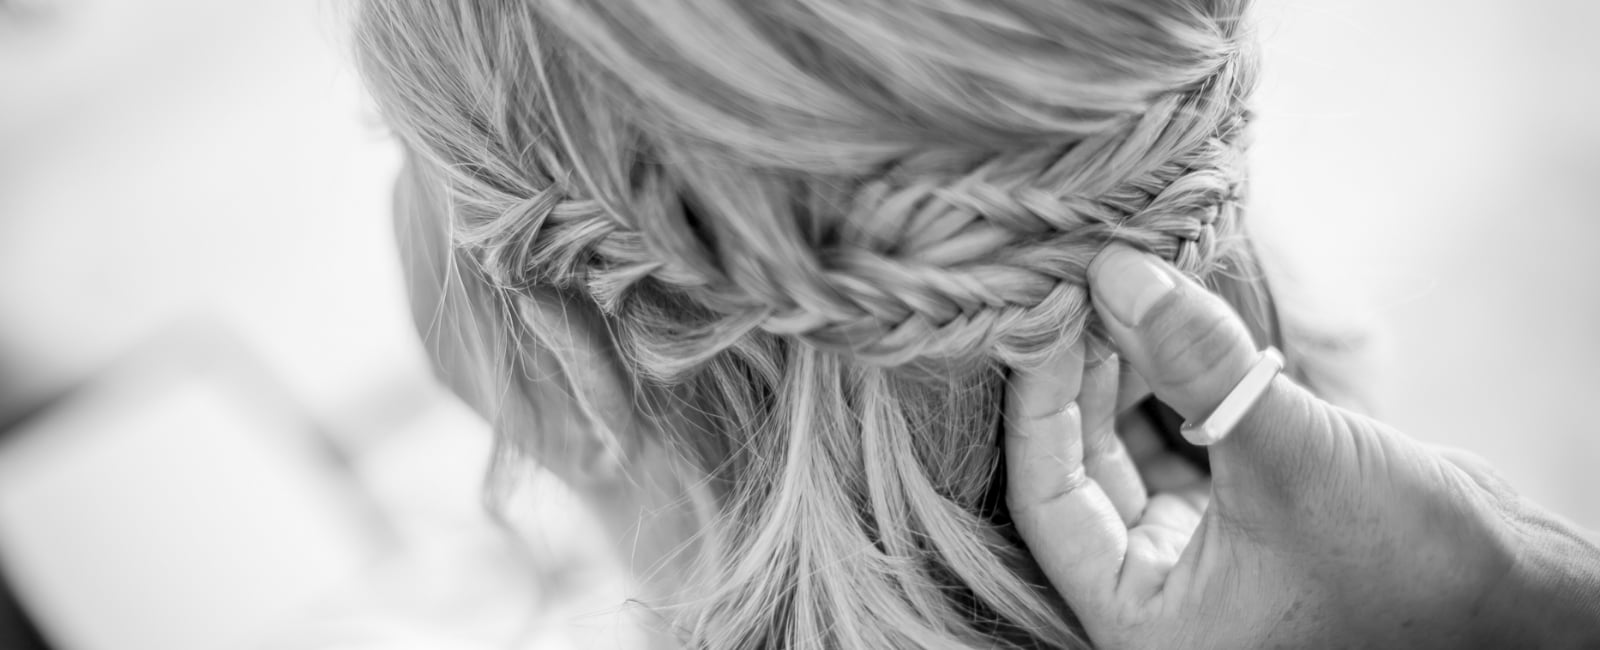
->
0, 323, 391, 650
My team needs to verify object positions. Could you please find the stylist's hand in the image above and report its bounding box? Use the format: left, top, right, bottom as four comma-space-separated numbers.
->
1005, 244, 1600, 649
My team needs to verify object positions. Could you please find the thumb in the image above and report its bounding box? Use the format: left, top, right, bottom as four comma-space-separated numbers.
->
1087, 244, 1341, 506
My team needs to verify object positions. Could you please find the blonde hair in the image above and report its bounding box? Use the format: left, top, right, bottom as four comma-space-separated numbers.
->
356, 1, 1354, 647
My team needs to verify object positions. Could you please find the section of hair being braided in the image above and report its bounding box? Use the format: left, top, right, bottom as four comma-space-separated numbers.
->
461, 39, 1252, 375
467, 72, 1251, 374
357, 0, 1278, 647
757, 89, 1250, 367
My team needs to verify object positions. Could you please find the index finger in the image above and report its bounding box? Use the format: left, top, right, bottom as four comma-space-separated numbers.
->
1004, 340, 1129, 618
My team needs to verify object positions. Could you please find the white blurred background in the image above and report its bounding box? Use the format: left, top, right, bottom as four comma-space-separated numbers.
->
0, 0, 1595, 648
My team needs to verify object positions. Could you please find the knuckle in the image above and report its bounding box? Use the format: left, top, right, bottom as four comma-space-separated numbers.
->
1010, 463, 1092, 518
1019, 400, 1078, 424
1140, 288, 1254, 401
1037, 464, 1093, 508
1083, 425, 1123, 459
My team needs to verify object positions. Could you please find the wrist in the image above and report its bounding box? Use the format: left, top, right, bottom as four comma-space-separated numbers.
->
1491, 505, 1600, 648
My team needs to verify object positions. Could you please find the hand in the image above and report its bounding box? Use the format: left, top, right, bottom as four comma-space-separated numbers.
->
1004, 244, 1600, 648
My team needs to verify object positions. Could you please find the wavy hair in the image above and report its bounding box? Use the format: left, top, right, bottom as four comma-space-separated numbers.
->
355, 1, 1364, 647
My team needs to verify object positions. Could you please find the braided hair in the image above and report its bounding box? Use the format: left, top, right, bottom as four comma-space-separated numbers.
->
357, 1, 1360, 647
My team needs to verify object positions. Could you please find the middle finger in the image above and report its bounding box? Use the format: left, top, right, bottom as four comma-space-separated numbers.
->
1080, 351, 1148, 525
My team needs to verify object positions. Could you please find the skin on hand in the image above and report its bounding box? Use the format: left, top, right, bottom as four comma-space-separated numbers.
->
1004, 244, 1600, 649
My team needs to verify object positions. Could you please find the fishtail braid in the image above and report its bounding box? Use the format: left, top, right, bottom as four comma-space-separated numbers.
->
466, 50, 1254, 370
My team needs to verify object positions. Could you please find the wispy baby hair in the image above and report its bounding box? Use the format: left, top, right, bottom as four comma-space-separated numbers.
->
357, 0, 1280, 647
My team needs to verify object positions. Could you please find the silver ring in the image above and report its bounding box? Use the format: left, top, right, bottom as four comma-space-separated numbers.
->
1179, 347, 1286, 446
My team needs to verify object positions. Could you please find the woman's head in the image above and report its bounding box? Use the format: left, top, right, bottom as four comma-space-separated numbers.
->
358, 1, 1282, 647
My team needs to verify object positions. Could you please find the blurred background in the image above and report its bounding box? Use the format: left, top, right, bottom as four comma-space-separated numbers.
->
0, 0, 1595, 648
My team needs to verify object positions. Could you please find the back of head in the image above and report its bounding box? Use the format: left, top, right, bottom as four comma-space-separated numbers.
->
356, 1, 1268, 647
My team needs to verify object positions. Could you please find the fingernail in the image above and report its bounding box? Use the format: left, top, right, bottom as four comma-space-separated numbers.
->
1092, 246, 1176, 327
